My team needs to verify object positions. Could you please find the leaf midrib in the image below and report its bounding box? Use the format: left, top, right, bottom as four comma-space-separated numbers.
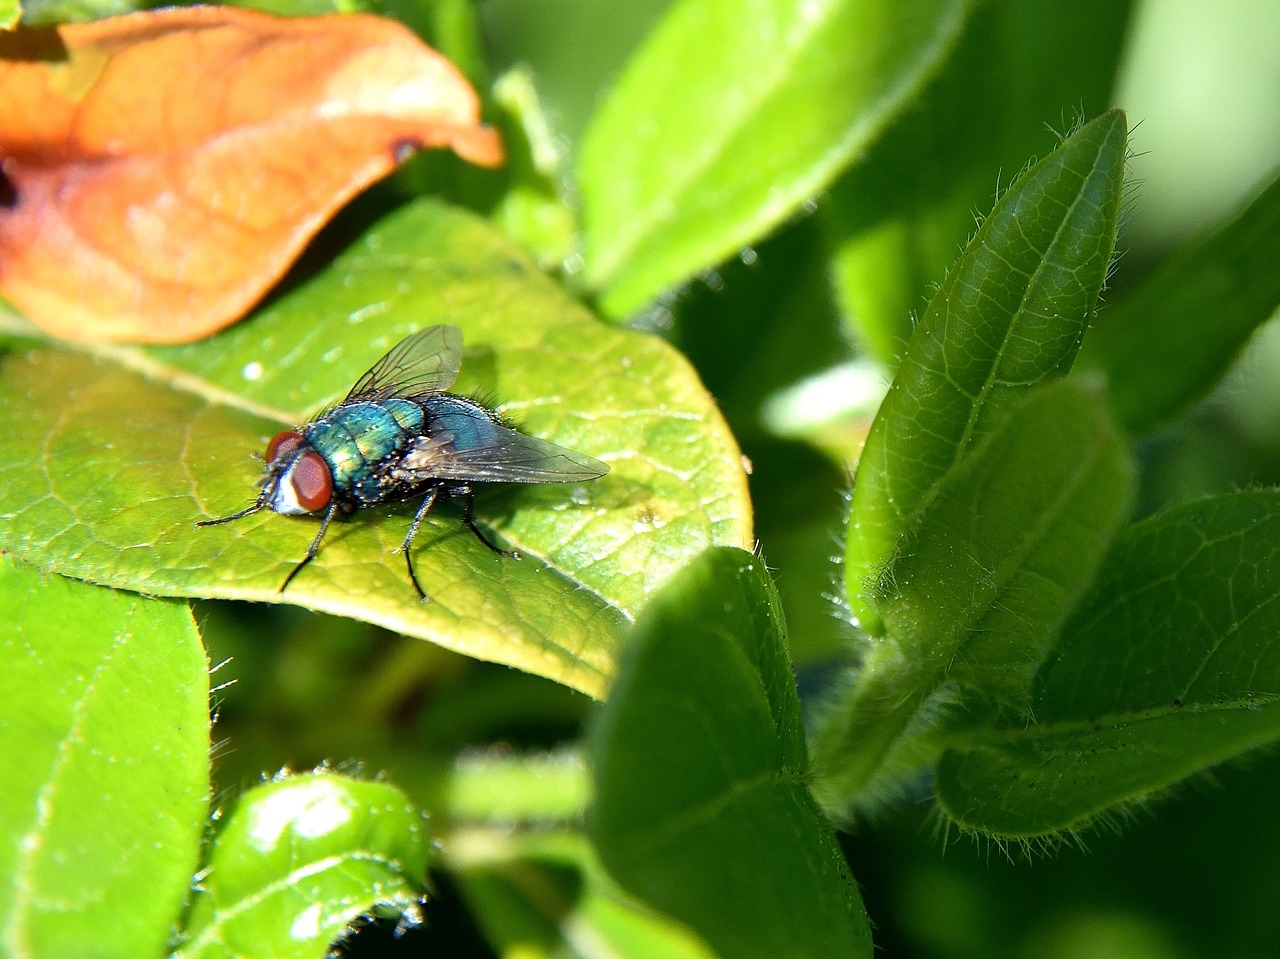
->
0, 315, 294, 423
0, 631, 128, 957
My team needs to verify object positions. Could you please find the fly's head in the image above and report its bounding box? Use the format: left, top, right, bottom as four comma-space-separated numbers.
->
260, 429, 334, 516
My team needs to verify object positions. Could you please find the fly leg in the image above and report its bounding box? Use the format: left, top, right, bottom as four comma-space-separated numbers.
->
454, 485, 519, 560
400, 487, 441, 600
280, 500, 339, 593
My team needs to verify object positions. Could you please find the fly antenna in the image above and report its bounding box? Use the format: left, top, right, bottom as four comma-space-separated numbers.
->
195, 492, 269, 528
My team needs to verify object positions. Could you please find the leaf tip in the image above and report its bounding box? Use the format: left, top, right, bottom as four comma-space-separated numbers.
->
444, 123, 505, 168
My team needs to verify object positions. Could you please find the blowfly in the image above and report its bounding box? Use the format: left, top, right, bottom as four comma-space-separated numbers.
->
196, 326, 608, 599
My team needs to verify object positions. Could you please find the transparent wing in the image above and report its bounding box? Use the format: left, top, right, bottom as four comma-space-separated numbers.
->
345, 326, 463, 402
398, 406, 609, 485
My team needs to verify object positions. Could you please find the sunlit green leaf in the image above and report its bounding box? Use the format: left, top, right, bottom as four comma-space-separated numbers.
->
0, 199, 751, 699
578, 0, 973, 317
0, 561, 208, 959
845, 110, 1128, 634
177, 772, 429, 959
1082, 172, 1280, 433
17, 0, 139, 26
590, 547, 872, 959
936, 490, 1280, 837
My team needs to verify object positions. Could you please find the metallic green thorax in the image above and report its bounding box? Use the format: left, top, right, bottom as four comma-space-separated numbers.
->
304, 398, 424, 504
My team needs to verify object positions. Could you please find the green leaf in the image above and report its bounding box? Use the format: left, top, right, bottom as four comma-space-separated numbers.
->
0, 199, 752, 700
589, 547, 872, 959
17, 0, 141, 25
176, 772, 429, 959
411, 0, 488, 89
578, 0, 973, 317
433, 750, 590, 825
0, 561, 208, 959
0, 0, 20, 30
882, 380, 1136, 700
479, 0, 672, 151
935, 490, 1280, 838
823, 0, 1133, 367
488, 66, 579, 271
812, 379, 1134, 804
845, 110, 1128, 634
1081, 172, 1280, 434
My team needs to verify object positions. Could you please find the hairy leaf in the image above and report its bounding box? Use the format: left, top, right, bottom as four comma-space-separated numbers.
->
845, 110, 1128, 634
813, 380, 1134, 803
824, 0, 1133, 367
936, 490, 1280, 837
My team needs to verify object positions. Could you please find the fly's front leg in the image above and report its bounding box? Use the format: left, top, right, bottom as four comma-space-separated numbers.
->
280, 500, 339, 592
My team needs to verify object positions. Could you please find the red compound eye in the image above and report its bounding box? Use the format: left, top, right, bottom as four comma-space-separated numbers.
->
289, 451, 333, 512
266, 430, 304, 463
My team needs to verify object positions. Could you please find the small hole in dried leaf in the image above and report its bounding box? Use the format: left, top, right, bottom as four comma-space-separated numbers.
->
392, 138, 424, 165
0, 9, 502, 342
0, 163, 17, 210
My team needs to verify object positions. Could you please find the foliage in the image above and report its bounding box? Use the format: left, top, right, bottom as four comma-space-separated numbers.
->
2, 1, 1279, 957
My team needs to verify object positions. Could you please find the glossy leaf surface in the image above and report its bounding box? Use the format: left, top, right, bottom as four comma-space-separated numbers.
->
0, 199, 752, 699
935, 491, 1280, 837
0, 7, 501, 343
845, 110, 1128, 633
590, 547, 872, 959
177, 772, 429, 959
0, 561, 208, 959
578, 0, 972, 317
813, 380, 1134, 803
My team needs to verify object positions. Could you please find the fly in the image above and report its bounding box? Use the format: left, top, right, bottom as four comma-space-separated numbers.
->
196, 326, 609, 599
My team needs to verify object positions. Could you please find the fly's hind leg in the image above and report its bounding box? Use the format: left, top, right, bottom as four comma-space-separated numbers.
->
400, 487, 441, 600
400, 485, 518, 601
454, 485, 519, 559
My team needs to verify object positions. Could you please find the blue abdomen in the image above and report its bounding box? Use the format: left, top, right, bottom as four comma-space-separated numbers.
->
305, 399, 424, 495
422, 395, 503, 451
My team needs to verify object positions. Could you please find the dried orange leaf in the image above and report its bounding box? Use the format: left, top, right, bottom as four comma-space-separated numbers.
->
0, 7, 503, 343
